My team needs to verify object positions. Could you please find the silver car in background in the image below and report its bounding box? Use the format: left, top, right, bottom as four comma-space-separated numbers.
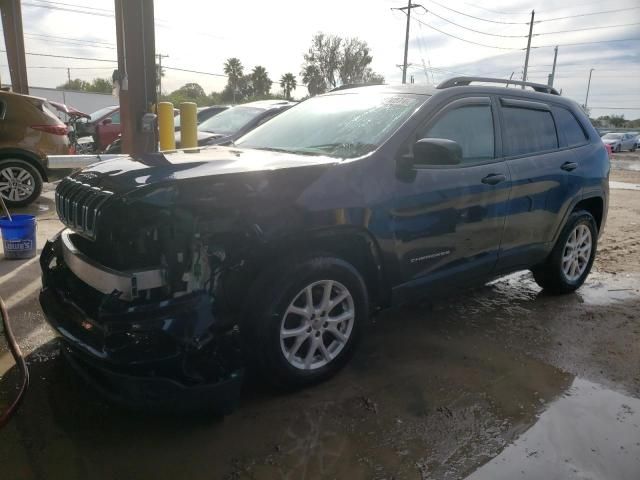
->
602, 132, 637, 152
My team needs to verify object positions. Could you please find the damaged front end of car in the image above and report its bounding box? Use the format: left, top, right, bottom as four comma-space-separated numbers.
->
38, 174, 270, 414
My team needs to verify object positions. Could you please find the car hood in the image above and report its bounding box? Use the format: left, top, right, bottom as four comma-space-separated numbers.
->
69, 146, 338, 195
602, 138, 620, 144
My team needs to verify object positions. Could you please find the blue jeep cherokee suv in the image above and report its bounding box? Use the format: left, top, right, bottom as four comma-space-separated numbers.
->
40, 77, 608, 408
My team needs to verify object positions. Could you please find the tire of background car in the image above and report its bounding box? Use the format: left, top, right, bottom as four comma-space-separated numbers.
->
0, 158, 43, 208
244, 255, 369, 389
531, 210, 598, 294
615, 144, 621, 153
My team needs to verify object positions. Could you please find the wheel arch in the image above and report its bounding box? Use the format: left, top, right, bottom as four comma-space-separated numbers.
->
0, 148, 48, 182
244, 226, 391, 312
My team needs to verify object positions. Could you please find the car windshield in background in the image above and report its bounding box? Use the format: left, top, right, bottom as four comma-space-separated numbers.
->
89, 106, 117, 122
236, 93, 424, 159
198, 106, 263, 134
603, 133, 623, 139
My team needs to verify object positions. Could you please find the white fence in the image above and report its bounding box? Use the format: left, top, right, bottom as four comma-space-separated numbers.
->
2, 84, 116, 116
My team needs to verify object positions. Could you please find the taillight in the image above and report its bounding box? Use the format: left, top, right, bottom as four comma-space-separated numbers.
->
31, 124, 68, 135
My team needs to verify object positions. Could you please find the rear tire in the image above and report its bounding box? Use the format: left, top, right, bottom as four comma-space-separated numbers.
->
245, 255, 368, 389
0, 158, 43, 208
532, 210, 598, 294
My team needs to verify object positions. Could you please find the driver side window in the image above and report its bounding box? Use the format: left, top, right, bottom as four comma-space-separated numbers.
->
415, 104, 495, 164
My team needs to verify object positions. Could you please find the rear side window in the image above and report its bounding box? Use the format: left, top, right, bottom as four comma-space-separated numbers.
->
423, 105, 494, 163
553, 107, 587, 147
502, 107, 558, 156
110, 111, 121, 124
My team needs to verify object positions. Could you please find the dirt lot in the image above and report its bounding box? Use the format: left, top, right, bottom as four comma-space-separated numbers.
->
1, 165, 639, 479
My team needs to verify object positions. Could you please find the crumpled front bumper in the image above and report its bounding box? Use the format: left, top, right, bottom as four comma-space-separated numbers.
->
39, 236, 244, 414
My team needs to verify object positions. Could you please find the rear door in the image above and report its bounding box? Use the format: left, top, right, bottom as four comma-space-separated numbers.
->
496, 98, 581, 271
391, 96, 511, 299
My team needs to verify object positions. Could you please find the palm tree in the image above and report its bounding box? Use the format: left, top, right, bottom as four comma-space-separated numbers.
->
251, 66, 272, 97
279, 73, 297, 100
224, 58, 244, 102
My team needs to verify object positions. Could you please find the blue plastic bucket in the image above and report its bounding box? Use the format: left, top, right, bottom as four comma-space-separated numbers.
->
0, 214, 37, 260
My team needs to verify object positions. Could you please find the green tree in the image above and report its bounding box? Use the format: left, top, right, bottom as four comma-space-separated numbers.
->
338, 38, 372, 84
301, 33, 384, 95
57, 77, 112, 93
301, 64, 326, 97
279, 73, 297, 100
57, 78, 90, 91
609, 114, 626, 128
251, 66, 272, 97
86, 77, 113, 94
363, 69, 385, 85
303, 33, 342, 91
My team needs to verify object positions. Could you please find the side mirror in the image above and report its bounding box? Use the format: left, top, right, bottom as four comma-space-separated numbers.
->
102, 118, 113, 126
412, 138, 462, 166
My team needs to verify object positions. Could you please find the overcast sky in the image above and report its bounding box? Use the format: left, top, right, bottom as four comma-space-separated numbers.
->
1, 0, 639, 118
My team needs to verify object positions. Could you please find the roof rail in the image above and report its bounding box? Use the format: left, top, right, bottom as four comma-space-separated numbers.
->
437, 76, 560, 95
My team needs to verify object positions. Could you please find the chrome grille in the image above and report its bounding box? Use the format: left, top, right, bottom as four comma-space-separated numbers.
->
55, 177, 113, 240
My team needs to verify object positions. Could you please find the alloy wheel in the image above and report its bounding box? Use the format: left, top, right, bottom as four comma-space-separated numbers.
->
562, 224, 592, 281
279, 280, 355, 370
0, 166, 36, 202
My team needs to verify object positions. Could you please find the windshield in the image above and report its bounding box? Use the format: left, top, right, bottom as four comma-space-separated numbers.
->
198, 106, 263, 134
603, 133, 623, 139
236, 93, 424, 159
89, 106, 117, 122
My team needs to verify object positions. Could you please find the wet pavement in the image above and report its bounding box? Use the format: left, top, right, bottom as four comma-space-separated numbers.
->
1, 185, 639, 479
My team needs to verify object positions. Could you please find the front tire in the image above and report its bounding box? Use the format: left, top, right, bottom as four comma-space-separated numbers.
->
246, 256, 368, 389
532, 210, 598, 294
0, 158, 43, 208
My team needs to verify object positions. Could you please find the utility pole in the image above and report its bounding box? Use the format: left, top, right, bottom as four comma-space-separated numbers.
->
67, 67, 71, 83
548, 45, 558, 87
156, 53, 168, 98
522, 9, 535, 88
585, 68, 595, 110
392, 2, 423, 84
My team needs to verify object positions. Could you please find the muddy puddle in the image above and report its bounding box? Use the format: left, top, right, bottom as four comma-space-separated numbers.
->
1, 272, 639, 479
467, 377, 640, 480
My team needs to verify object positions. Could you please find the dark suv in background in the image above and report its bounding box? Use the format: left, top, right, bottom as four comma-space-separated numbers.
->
40, 78, 608, 410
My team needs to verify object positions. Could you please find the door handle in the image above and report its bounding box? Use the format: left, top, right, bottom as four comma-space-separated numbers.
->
481, 173, 506, 185
561, 161, 578, 172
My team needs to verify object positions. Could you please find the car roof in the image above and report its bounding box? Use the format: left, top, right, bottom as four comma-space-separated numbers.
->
322, 80, 580, 109
238, 100, 297, 110
325, 84, 437, 96
0, 90, 48, 104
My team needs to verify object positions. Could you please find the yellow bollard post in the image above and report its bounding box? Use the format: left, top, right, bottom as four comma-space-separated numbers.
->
180, 102, 198, 151
157, 102, 176, 151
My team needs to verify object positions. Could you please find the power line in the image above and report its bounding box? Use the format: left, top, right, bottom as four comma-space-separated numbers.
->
21, 1, 113, 18
0, 49, 228, 78
532, 37, 640, 49
535, 22, 640, 36
0, 50, 116, 63
23, 32, 115, 47
408, 14, 524, 50
418, 7, 528, 38
28, 0, 112, 14
536, 7, 640, 23
422, 0, 530, 25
